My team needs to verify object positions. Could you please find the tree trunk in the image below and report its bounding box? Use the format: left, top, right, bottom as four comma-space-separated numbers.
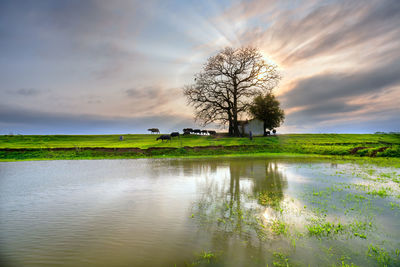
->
232, 82, 240, 137
233, 112, 240, 137
228, 113, 233, 136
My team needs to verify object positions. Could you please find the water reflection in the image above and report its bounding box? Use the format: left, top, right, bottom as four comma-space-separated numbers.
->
2, 158, 395, 266
253, 161, 287, 200
189, 159, 288, 263
0, 158, 288, 267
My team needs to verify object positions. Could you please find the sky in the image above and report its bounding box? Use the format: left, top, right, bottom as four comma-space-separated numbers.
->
0, 0, 399, 134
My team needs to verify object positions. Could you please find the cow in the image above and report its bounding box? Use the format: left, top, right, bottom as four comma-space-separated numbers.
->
156, 135, 171, 141
266, 131, 271, 136
148, 128, 160, 134
193, 129, 201, 135
183, 128, 192, 135
170, 132, 180, 138
208, 130, 216, 135
272, 129, 276, 135
183, 128, 193, 133
201, 130, 208, 135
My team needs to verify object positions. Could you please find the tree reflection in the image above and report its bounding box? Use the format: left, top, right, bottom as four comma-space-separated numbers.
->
253, 161, 287, 209
190, 158, 287, 257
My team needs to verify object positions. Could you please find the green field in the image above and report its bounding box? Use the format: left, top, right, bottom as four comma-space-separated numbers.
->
1, 133, 399, 149
1, 133, 399, 161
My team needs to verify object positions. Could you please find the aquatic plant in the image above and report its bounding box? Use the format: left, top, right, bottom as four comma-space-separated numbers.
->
272, 252, 290, 267
184, 250, 219, 266
271, 220, 288, 236
258, 191, 281, 210
367, 244, 391, 267
307, 221, 344, 237
367, 188, 390, 197
198, 251, 216, 264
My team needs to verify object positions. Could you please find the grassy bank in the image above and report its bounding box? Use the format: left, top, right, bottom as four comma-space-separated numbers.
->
1, 133, 399, 161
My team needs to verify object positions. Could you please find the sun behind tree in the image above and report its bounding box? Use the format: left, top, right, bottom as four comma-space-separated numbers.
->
184, 47, 281, 137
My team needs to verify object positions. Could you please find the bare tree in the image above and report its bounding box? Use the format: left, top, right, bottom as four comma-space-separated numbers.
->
184, 47, 281, 136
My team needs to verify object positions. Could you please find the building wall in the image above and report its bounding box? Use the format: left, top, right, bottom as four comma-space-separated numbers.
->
243, 119, 264, 136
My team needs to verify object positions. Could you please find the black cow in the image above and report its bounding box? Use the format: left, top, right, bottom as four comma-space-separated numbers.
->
193, 129, 201, 135
272, 129, 276, 135
266, 131, 271, 136
201, 130, 208, 135
156, 135, 171, 141
148, 128, 160, 134
208, 130, 216, 135
170, 132, 180, 138
183, 128, 193, 133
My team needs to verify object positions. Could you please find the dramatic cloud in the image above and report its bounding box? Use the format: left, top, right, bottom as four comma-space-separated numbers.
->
278, 0, 400, 65
0, 0, 399, 134
223, 0, 400, 132
283, 57, 400, 108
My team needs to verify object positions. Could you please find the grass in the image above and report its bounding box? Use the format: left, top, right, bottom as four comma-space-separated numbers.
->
0, 133, 280, 149
198, 251, 217, 264
0, 133, 399, 161
272, 252, 290, 267
258, 191, 282, 209
367, 244, 392, 267
271, 220, 288, 236
367, 188, 391, 197
183, 250, 219, 266
307, 221, 345, 237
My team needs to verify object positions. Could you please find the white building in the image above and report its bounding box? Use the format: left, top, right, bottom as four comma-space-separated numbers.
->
239, 119, 264, 136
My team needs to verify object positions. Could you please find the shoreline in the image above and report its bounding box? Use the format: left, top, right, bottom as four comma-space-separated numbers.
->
1, 146, 400, 167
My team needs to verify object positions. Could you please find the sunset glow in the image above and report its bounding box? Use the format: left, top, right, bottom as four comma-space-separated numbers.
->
0, 0, 399, 134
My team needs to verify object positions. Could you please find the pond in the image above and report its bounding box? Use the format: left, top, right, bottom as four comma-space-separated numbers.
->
0, 158, 399, 266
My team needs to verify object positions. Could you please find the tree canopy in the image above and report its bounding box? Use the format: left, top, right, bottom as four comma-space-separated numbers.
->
184, 47, 281, 136
249, 93, 285, 136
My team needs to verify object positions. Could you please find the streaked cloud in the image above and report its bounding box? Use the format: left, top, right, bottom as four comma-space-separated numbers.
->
222, 0, 400, 132
282, 56, 400, 108
0, 0, 399, 134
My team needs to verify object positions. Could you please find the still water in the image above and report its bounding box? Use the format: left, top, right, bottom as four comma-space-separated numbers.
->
0, 158, 399, 266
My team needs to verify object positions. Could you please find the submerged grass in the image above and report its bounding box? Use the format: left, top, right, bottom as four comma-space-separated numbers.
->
183, 250, 220, 266
367, 244, 392, 267
307, 220, 345, 237
271, 220, 288, 236
182, 155, 400, 266
272, 252, 290, 267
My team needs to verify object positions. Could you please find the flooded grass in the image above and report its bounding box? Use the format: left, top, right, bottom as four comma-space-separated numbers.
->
185, 158, 400, 266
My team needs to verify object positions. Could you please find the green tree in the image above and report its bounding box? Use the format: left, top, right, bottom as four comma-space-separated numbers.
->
249, 93, 285, 136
